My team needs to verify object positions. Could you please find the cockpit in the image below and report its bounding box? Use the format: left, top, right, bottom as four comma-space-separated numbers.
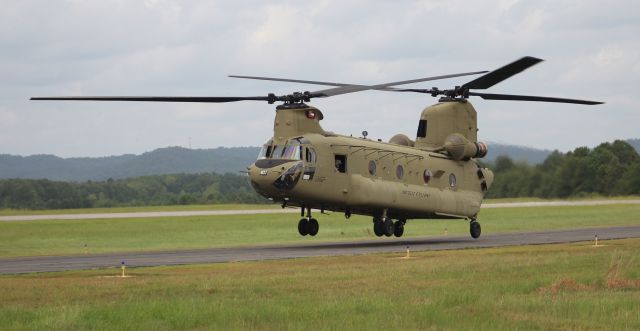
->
257, 138, 317, 163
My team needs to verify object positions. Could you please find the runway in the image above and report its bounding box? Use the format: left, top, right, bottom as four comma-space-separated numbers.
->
1, 225, 639, 274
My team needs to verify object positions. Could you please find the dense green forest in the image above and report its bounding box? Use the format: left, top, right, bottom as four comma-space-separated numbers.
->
0, 173, 267, 210
485, 140, 640, 198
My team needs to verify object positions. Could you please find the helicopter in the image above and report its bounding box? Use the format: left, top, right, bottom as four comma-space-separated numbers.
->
32, 56, 602, 239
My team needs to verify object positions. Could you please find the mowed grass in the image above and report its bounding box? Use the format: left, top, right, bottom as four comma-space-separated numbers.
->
1, 204, 640, 257
1, 239, 639, 330
2, 196, 638, 216
0, 203, 278, 216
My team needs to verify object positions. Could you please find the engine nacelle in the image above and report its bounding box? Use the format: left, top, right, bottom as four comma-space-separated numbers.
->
443, 133, 488, 160
389, 134, 415, 147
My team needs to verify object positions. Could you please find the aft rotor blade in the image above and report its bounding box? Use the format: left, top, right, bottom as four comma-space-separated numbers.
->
468, 92, 603, 105
462, 57, 543, 90
309, 71, 489, 97
30, 96, 272, 103
229, 75, 350, 87
230, 71, 488, 95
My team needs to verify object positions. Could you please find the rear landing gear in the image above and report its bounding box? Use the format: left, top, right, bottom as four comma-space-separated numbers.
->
394, 220, 405, 237
372, 218, 405, 238
383, 218, 394, 237
373, 218, 384, 237
470, 218, 481, 239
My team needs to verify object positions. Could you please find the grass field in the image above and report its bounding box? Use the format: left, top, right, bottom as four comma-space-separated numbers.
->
1, 204, 639, 258
1, 238, 638, 330
0, 203, 278, 216
1, 197, 639, 216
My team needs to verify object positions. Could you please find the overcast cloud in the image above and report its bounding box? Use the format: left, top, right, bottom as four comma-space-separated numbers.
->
1, 0, 639, 157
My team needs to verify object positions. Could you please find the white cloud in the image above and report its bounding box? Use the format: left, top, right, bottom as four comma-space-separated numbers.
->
0, 0, 639, 156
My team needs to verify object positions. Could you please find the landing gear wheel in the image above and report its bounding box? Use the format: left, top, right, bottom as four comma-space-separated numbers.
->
298, 218, 309, 236
383, 218, 394, 237
470, 219, 481, 239
393, 221, 405, 237
373, 219, 384, 237
307, 218, 319, 236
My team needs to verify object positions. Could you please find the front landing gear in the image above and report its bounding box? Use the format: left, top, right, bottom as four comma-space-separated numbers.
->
298, 207, 319, 237
470, 218, 481, 239
298, 217, 319, 236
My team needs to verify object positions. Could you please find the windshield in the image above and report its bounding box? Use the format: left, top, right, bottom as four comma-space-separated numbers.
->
257, 138, 308, 161
258, 144, 302, 160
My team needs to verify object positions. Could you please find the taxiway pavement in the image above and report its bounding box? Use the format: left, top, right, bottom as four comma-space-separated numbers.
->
1, 225, 638, 274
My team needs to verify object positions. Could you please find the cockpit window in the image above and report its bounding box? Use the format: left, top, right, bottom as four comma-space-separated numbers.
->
257, 140, 273, 159
271, 145, 286, 159
282, 145, 303, 160
257, 138, 311, 162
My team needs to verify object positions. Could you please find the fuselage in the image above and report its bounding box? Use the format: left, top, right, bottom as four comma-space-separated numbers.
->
247, 103, 493, 221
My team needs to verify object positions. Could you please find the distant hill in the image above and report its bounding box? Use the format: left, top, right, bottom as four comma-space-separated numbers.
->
0, 147, 260, 181
627, 138, 640, 154
484, 143, 552, 164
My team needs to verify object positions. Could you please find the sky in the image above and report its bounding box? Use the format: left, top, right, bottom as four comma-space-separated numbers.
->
1, 0, 639, 157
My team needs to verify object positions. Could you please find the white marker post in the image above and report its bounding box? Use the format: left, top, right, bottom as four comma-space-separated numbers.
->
121, 260, 126, 277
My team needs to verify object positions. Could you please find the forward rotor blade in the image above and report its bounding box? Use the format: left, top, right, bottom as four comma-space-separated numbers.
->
462, 56, 543, 90
468, 92, 603, 105
30, 96, 272, 103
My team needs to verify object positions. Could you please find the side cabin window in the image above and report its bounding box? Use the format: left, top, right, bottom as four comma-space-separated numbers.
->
305, 147, 317, 163
334, 154, 346, 173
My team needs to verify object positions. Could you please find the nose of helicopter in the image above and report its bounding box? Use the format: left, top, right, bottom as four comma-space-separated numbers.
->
248, 160, 304, 197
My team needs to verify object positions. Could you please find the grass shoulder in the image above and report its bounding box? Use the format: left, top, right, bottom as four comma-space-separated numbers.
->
0, 203, 278, 216
1, 238, 639, 330
1, 204, 639, 258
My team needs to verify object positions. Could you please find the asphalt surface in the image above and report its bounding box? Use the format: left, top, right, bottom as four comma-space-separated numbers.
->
2, 200, 639, 222
2, 225, 639, 274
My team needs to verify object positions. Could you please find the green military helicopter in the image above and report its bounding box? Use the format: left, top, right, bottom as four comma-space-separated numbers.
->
32, 56, 602, 239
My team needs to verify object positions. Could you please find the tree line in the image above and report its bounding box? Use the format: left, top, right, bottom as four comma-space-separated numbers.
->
484, 140, 640, 198
0, 173, 268, 210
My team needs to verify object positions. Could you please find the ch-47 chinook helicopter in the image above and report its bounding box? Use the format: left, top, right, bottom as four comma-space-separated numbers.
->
32, 56, 602, 239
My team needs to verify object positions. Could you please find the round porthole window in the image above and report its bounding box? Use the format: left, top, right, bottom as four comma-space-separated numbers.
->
396, 165, 404, 179
423, 170, 432, 184
449, 173, 457, 187
368, 160, 376, 176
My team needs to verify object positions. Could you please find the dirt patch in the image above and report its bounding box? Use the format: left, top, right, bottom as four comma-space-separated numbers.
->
605, 257, 640, 290
538, 255, 640, 294
537, 278, 597, 294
